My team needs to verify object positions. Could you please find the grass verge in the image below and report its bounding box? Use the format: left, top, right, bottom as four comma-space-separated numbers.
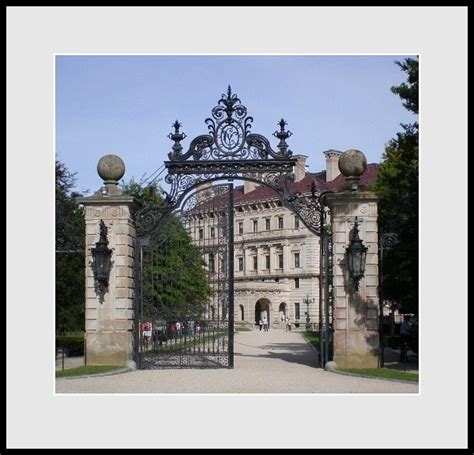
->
302, 331, 319, 349
340, 368, 418, 382
56, 365, 124, 378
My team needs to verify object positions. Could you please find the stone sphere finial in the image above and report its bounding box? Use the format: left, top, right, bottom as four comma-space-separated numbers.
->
338, 149, 367, 191
97, 154, 125, 185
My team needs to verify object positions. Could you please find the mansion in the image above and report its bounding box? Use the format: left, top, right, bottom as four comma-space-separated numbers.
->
190, 150, 378, 329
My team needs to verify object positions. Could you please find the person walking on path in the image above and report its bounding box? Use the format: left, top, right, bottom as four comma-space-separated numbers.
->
263, 316, 269, 332
258, 319, 263, 331
285, 316, 292, 331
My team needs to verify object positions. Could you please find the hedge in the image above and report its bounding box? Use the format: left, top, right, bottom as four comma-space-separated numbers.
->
56, 335, 84, 357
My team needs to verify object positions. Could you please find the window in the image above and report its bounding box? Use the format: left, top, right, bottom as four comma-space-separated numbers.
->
295, 216, 300, 228
199, 228, 204, 240
210, 227, 215, 238
294, 252, 300, 268
278, 217, 284, 229
238, 257, 243, 272
295, 303, 300, 319
253, 255, 258, 271
278, 253, 283, 269
253, 219, 258, 232
294, 278, 300, 289
238, 222, 244, 234
209, 253, 215, 273
265, 255, 270, 270
265, 218, 271, 230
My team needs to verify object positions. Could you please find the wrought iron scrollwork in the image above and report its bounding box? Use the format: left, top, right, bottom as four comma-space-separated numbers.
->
138, 86, 329, 238
167, 86, 293, 162
279, 178, 332, 236
380, 232, 399, 249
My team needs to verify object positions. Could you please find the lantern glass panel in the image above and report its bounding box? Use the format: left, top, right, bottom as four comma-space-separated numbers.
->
96, 255, 109, 280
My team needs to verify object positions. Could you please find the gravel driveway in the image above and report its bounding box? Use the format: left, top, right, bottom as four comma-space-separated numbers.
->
56, 329, 418, 394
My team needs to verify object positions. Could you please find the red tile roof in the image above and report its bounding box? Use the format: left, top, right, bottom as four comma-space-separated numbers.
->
189, 164, 378, 212
233, 163, 379, 205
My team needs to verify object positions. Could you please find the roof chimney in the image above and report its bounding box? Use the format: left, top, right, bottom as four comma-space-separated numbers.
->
323, 150, 342, 182
293, 155, 308, 182
244, 180, 258, 194
197, 182, 213, 203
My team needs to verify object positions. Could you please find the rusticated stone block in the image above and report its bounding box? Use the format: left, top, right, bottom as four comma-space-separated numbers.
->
114, 256, 133, 267
116, 267, 133, 278
335, 319, 347, 330
115, 277, 133, 289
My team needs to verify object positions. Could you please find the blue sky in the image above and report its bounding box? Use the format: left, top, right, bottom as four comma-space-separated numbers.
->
56, 55, 417, 194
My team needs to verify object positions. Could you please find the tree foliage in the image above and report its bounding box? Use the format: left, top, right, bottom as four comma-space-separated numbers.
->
373, 57, 419, 315
55, 160, 85, 334
391, 59, 418, 115
122, 180, 210, 322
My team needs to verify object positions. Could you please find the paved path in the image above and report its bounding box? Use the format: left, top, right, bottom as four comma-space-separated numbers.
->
56, 329, 418, 393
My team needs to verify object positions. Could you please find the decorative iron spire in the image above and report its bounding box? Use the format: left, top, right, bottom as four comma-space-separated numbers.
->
219, 85, 242, 122
168, 120, 187, 159
273, 118, 293, 155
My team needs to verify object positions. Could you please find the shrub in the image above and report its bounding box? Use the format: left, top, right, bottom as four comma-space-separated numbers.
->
56, 335, 84, 357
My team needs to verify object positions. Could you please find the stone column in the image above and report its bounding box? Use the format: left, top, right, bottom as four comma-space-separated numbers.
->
77, 155, 137, 367
323, 149, 380, 369
256, 246, 262, 273
269, 245, 275, 274
282, 241, 291, 273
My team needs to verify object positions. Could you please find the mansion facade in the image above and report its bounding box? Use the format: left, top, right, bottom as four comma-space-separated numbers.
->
189, 150, 378, 329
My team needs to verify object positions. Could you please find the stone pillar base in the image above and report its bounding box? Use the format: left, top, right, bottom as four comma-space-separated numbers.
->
334, 330, 379, 368
85, 332, 133, 366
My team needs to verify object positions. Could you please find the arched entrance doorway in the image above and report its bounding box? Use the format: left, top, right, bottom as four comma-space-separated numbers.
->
279, 302, 287, 324
255, 298, 271, 326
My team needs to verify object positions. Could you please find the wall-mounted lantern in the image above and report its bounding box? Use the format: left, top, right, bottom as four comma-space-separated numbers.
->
346, 218, 368, 291
91, 220, 112, 294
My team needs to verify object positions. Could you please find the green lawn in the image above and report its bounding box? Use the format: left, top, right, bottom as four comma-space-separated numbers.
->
302, 332, 418, 382
340, 368, 418, 382
56, 365, 124, 378
302, 331, 319, 348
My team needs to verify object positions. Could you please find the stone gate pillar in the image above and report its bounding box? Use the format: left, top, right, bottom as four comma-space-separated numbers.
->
323, 150, 380, 368
77, 155, 137, 366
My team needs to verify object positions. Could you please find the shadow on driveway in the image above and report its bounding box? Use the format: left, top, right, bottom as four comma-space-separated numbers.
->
235, 341, 319, 369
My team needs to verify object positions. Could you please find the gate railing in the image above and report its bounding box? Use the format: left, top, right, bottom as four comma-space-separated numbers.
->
134, 183, 234, 369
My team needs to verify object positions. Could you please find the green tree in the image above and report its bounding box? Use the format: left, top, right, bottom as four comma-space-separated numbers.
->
122, 179, 210, 321
373, 57, 418, 315
55, 160, 85, 334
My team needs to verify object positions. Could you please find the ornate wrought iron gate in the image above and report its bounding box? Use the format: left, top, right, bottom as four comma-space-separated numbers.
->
133, 86, 334, 369
135, 183, 234, 369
